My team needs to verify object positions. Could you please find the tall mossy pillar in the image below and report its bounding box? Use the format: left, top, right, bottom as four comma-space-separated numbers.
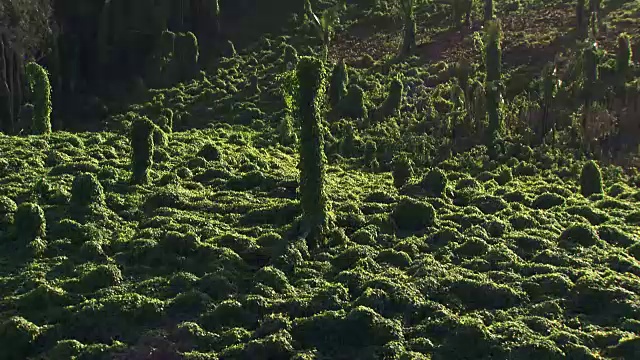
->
0, 33, 24, 134
25, 62, 52, 135
296, 56, 331, 250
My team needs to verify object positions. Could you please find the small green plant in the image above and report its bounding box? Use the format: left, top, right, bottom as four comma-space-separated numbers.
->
329, 59, 348, 110
159, 108, 174, 133
14, 202, 46, 242
71, 173, 105, 207
580, 160, 603, 197
296, 56, 331, 249
392, 154, 414, 188
130, 116, 155, 184
25, 62, 52, 135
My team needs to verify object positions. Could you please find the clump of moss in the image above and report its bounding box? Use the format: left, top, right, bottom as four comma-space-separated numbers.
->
392, 154, 414, 189
559, 223, 599, 247
420, 168, 448, 197
130, 116, 155, 184
14, 202, 46, 242
71, 173, 105, 207
80, 264, 123, 292
0, 196, 17, 228
25, 62, 52, 135
197, 143, 222, 161
0, 316, 41, 360
532, 192, 565, 209
292, 306, 402, 353
392, 197, 437, 231
580, 160, 603, 197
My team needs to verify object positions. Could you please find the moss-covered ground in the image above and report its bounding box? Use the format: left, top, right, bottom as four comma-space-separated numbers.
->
2, 0, 640, 359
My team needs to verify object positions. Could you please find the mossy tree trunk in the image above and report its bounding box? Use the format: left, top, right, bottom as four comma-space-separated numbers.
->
296, 56, 330, 250
400, 0, 416, 58
484, 21, 502, 143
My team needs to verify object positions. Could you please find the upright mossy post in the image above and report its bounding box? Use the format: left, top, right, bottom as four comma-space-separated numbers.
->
161, 30, 177, 59
131, 117, 155, 185
484, 0, 494, 22
283, 44, 299, 70
580, 160, 603, 197
25, 62, 52, 135
377, 77, 404, 120
329, 59, 348, 110
296, 56, 330, 249
616, 33, 632, 99
484, 21, 503, 142
399, 0, 416, 57
174, 32, 200, 82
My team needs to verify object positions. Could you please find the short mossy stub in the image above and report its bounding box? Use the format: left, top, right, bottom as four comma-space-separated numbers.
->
580, 160, 603, 197
130, 116, 155, 184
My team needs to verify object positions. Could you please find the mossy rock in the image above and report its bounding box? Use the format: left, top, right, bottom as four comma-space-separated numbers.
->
375, 249, 412, 268
559, 223, 599, 247
71, 172, 106, 207
448, 277, 524, 310
420, 168, 449, 197
391, 198, 437, 232
0, 316, 41, 360
291, 306, 402, 353
471, 195, 507, 214
46, 339, 86, 359
14, 202, 46, 242
199, 300, 258, 331
196, 143, 222, 161
79, 264, 123, 292
566, 205, 609, 225
532, 192, 565, 209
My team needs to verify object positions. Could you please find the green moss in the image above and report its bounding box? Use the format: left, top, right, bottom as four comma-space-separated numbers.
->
79, 264, 123, 292
532, 192, 565, 209
559, 223, 599, 247
0, 316, 41, 360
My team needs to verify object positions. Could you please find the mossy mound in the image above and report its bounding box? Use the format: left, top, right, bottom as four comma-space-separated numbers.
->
391, 197, 437, 232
